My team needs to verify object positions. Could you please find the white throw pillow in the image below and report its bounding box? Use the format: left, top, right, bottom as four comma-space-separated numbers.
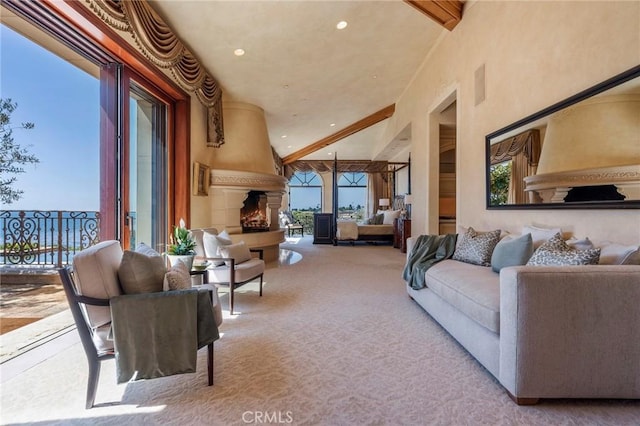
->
218, 241, 252, 266
597, 241, 640, 265
203, 231, 229, 266
382, 210, 401, 225
522, 224, 562, 249
163, 260, 192, 290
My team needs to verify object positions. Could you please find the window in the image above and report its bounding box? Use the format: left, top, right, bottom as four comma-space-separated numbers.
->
289, 172, 322, 212
337, 172, 367, 220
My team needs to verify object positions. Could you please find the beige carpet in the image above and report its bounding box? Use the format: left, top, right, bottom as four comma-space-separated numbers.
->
1, 236, 639, 425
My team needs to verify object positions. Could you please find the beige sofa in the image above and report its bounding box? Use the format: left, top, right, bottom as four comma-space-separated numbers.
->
405, 237, 640, 404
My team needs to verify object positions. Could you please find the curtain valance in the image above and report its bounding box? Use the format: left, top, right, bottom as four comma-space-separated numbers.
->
489, 129, 541, 166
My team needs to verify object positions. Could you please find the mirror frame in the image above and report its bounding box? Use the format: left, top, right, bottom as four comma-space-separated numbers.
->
485, 64, 640, 210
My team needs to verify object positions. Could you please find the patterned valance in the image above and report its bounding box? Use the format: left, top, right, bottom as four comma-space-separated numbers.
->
285, 160, 390, 179
85, 0, 224, 147
490, 129, 541, 166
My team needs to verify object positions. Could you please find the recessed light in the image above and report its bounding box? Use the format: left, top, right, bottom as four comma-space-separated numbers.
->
336, 21, 348, 30
234, 48, 245, 56
281, 135, 287, 139
283, 84, 289, 89
287, 145, 292, 149
328, 152, 333, 155
330, 123, 336, 127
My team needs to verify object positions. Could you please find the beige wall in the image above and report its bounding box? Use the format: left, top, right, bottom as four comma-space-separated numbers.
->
376, 0, 640, 244
189, 96, 214, 228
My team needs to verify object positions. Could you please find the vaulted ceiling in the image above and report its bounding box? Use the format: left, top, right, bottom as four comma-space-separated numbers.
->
149, 1, 462, 162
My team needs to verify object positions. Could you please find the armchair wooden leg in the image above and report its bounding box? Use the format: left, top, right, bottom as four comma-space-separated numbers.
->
259, 275, 263, 297
207, 342, 214, 386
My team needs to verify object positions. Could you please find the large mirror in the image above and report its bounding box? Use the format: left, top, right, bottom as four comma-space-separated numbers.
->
486, 65, 640, 209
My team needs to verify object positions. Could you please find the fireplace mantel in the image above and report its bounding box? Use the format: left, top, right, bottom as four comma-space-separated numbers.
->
209, 169, 286, 262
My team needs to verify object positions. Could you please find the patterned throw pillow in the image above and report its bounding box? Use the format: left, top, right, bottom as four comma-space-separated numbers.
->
452, 227, 501, 266
163, 260, 192, 290
526, 232, 601, 266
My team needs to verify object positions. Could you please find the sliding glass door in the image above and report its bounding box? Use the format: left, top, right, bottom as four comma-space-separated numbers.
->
126, 82, 168, 252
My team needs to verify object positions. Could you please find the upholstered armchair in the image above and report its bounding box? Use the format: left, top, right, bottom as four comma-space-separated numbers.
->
58, 240, 222, 409
190, 228, 265, 315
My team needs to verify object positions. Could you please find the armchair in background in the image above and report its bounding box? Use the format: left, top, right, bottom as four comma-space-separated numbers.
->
279, 211, 304, 237
191, 228, 265, 315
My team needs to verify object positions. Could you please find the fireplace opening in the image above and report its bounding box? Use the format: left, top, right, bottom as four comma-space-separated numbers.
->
241, 191, 270, 232
564, 185, 626, 203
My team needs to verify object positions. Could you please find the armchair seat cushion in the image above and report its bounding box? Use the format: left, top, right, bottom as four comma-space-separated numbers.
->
207, 258, 265, 284
92, 323, 114, 355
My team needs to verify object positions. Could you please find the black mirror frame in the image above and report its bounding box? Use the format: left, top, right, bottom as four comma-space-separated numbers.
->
485, 64, 640, 210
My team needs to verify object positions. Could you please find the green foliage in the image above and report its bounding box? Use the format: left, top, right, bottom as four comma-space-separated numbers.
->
0, 98, 38, 205
167, 223, 196, 255
490, 162, 511, 205
292, 210, 315, 234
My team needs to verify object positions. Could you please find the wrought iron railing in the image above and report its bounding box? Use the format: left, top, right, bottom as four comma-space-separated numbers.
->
0, 210, 100, 268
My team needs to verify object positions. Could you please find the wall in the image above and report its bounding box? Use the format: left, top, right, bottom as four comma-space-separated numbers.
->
377, 0, 640, 244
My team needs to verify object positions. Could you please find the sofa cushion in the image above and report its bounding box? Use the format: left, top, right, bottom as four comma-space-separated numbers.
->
73, 240, 123, 328
118, 248, 166, 294
453, 227, 501, 266
522, 224, 562, 248
207, 258, 265, 283
527, 232, 601, 266
491, 233, 534, 272
426, 259, 501, 333
597, 241, 640, 265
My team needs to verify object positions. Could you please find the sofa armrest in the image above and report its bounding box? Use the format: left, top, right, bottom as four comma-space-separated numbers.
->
499, 265, 640, 399
406, 237, 416, 261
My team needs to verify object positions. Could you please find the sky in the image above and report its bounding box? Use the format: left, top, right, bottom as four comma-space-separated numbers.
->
1, 25, 99, 211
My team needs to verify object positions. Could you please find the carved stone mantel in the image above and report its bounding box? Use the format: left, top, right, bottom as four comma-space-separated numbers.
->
524, 164, 640, 203
209, 169, 287, 261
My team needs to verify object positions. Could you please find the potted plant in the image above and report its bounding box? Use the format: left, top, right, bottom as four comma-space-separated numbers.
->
166, 218, 197, 271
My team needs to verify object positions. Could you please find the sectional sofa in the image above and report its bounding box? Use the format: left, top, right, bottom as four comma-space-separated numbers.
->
404, 231, 640, 404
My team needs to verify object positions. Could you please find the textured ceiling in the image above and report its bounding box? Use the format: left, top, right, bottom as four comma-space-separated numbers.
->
149, 0, 443, 161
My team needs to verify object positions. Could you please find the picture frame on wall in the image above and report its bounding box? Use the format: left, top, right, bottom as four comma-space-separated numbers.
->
193, 162, 210, 196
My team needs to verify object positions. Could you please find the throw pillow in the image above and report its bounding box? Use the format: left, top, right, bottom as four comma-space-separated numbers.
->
203, 231, 230, 266
163, 260, 192, 291
135, 242, 161, 257
218, 241, 252, 266
382, 210, 401, 225
597, 242, 640, 265
373, 213, 384, 225
522, 224, 563, 249
118, 249, 165, 294
452, 227, 501, 266
566, 237, 595, 251
216, 229, 232, 245
491, 233, 534, 272
526, 232, 601, 266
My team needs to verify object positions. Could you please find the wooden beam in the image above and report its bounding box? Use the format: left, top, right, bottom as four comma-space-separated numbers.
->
404, 0, 463, 31
282, 104, 395, 165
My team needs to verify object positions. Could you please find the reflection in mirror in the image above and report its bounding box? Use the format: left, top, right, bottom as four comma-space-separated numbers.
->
486, 65, 640, 209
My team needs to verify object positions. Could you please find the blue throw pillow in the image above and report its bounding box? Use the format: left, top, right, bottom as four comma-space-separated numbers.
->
491, 233, 534, 272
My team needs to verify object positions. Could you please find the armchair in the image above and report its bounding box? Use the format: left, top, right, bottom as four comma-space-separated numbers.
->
58, 240, 221, 409
279, 211, 304, 237
191, 228, 265, 315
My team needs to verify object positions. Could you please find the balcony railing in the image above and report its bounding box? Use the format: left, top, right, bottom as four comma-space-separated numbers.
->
0, 210, 100, 268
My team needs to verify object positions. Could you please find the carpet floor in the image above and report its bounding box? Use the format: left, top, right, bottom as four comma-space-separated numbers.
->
1, 236, 638, 425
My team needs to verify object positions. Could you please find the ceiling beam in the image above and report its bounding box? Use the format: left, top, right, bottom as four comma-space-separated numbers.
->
282, 104, 396, 165
403, 0, 463, 31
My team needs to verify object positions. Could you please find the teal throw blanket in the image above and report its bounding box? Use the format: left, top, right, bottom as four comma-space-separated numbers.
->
403, 234, 457, 290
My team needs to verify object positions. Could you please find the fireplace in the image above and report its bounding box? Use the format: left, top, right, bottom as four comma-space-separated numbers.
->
241, 191, 270, 232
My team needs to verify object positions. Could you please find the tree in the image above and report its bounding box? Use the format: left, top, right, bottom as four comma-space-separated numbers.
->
489, 162, 511, 205
0, 98, 38, 205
